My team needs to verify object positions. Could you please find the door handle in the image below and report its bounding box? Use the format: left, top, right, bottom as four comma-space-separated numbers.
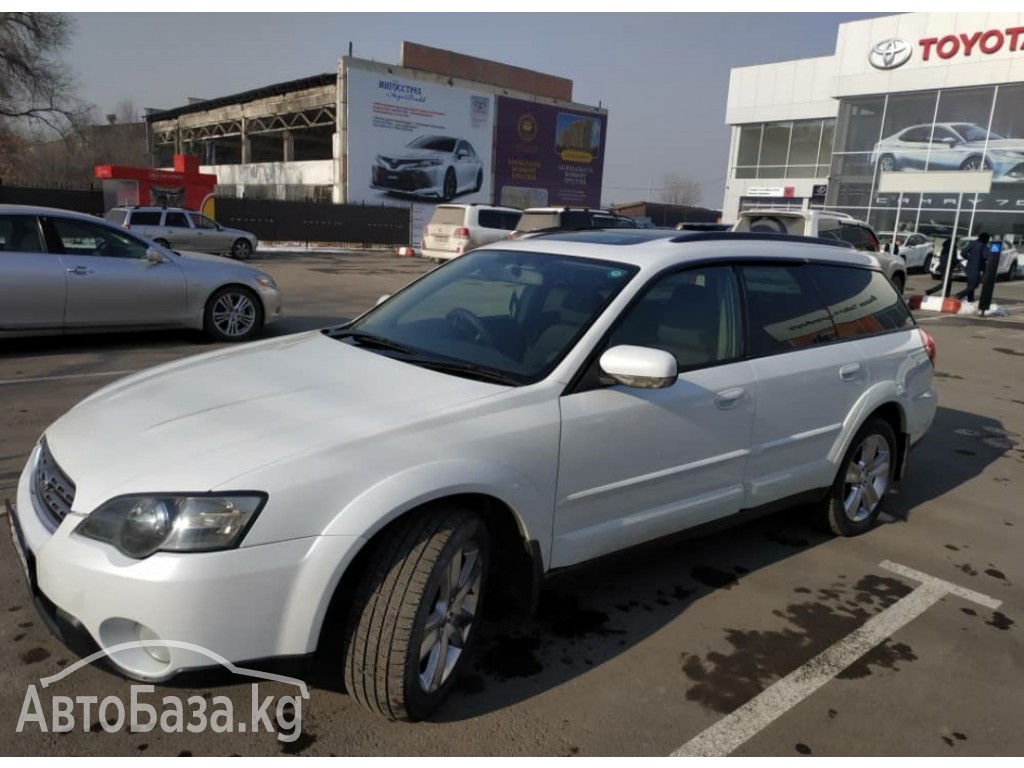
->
715, 387, 745, 410
839, 363, 862, 381
65, 266, 92, 275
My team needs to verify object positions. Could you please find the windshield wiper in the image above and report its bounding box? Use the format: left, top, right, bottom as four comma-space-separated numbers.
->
327, 329, 418, 355
408, 358, 522, 387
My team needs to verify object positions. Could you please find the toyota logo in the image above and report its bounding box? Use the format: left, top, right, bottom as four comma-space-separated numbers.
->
869, 38, 912, 70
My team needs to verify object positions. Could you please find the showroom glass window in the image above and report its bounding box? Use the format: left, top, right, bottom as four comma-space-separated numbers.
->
732, 118, 835, 181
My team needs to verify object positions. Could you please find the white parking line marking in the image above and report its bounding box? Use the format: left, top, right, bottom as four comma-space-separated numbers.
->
0, 370, 138, 387
672, 561, 1001, 757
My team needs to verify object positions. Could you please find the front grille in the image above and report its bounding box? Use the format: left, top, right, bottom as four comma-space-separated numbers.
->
33, 440, 76, 532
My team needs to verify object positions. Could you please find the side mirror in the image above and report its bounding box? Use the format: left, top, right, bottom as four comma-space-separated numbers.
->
376, 294, 390, 306
146, 247, 166, 264
599, 345, 677, 389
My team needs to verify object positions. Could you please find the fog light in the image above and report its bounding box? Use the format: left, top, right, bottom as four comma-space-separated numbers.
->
136, 623, 170, 664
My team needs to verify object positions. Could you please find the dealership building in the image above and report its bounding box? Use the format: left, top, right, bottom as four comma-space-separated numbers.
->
723, 12, 1024, 242
147, 43, 607, 241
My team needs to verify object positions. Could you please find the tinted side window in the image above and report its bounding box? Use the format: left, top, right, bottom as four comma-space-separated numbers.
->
740, 265, 837, 356
130, 211, 162, 226
477, 210, 519, 230
608, 266, 742, 370
164, 212, 190, 228
0, 215, 45, 253
808, 264, 914, 338
47, 217, 149, 259
562, 211, 590, 229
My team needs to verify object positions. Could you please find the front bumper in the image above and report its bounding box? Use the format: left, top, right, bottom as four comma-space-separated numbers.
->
370, 164, 443, 197
11, 446, 363, 682
258, 285, 284, 326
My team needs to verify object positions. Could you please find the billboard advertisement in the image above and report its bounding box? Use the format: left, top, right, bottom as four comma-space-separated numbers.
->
493, 97, 607, 209
346, 64, 495, 242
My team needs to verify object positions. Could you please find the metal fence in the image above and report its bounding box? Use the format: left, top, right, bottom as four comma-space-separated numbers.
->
215, 198, 411, 246
0, 185, 104, 215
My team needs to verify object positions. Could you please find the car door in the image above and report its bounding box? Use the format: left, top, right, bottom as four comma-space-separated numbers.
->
740, 263, 866, 507
0, 214, 67, 331
188, 212, 224, 254
41, 215, 188, 329
161, 210, 195, 250
928, 125, 963, 170
553, 265, 756, 568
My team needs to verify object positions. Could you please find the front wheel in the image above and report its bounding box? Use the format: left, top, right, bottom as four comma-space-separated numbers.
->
999, 259, 1018, 282
473, 169, 483, 192
823, 418, 896, 536
960, 155, 992, 171
203, 286, 263, 342
154, 238, 170, 249
442, 168, 457, 201
231, 238, 253, 260
342, 506, 489, 721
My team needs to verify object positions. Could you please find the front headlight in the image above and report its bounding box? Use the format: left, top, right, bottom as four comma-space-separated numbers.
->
989, 149, 1024, 158
411, 158, 444, 168
76, 494, 266, 558
256, 273, 277, 289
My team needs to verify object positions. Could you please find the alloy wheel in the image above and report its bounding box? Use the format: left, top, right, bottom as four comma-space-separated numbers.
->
211, 292, 257, 338
843, 434, 890, 523
418, 544, 482, 693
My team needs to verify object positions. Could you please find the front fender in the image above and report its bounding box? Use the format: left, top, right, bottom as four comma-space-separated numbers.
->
321, 458, 551, 569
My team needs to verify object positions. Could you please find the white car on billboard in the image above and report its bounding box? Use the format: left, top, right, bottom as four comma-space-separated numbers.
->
371, 135, 484, 201
871, 122, 1024, 181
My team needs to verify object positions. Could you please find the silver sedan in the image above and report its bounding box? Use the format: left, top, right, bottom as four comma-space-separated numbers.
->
0, 205, 282, 342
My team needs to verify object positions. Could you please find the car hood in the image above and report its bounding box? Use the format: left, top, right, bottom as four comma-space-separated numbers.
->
984, 139, 1024, 153
171, 249, 238, 266
45, 332, 506, 513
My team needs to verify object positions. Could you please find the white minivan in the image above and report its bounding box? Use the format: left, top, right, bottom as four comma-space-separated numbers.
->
9, 229, 937, 721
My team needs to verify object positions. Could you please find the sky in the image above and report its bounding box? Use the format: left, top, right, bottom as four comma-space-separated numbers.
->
64, 12, 887, 210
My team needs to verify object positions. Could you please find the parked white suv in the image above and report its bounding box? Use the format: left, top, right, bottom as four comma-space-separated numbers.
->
9, 230, 937, 722
420, 204, 521, 262
734, 209, 908, 293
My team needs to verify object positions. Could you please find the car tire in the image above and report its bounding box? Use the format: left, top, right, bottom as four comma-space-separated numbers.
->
824, 417, 896, 537
231, 238, 253, 260
443, 169, 457, 201
473, 169, 483, 193
342, 505, 490, 721
959, 155, 992, 171
999, 259, 1017, 282
154, 238, 170, 249
919, 251, 933, 274
891, 272, 905, 294
877, 154, 897, 173
202, 285, 263, 342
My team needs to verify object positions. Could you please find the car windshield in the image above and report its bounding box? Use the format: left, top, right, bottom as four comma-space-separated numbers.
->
408, 136, 456, 152
954, 124, 1005, 142
338, 249, 638, 385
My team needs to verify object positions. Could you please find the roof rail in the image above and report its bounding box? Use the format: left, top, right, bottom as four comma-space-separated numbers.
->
670, 231, 855, 249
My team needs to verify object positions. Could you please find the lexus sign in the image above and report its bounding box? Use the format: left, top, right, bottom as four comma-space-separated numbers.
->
869, 37, 912, 70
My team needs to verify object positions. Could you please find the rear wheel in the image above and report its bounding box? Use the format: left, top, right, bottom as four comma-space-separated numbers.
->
877, 154, 897, 173
823, 417, 896, 536
203, 285, 263, 342
154, 238, 170, 249
999, 259, 1018, 282
891, 272, 905, 294
342, 506, 489, 721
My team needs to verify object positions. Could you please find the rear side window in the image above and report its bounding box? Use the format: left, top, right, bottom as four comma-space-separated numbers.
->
819, 220, 879, 252
104, 210, 127, 226
740, 264, 837, 356
477, 210, 520, 230
164, 211, 189, 228
808, 264, 914, 338
517, 212, 560, 232
0, 215, 45, 253
735, 214, 805, 236
429, 206, 466, 226
129, 211, 162, 226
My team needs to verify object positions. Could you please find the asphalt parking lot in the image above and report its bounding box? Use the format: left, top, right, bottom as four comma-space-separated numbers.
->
1, 253, 1022, 756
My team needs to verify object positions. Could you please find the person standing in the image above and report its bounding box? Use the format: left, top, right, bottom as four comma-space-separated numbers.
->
955, 232, 990, 303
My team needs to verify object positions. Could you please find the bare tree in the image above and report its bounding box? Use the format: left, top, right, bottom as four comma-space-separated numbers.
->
115, 98, 139, 124
0, 12, 88, 136
659, 173, 703, 206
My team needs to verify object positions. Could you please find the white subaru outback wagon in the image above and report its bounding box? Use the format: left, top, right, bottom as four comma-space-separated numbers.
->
9, 230, 937, 721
